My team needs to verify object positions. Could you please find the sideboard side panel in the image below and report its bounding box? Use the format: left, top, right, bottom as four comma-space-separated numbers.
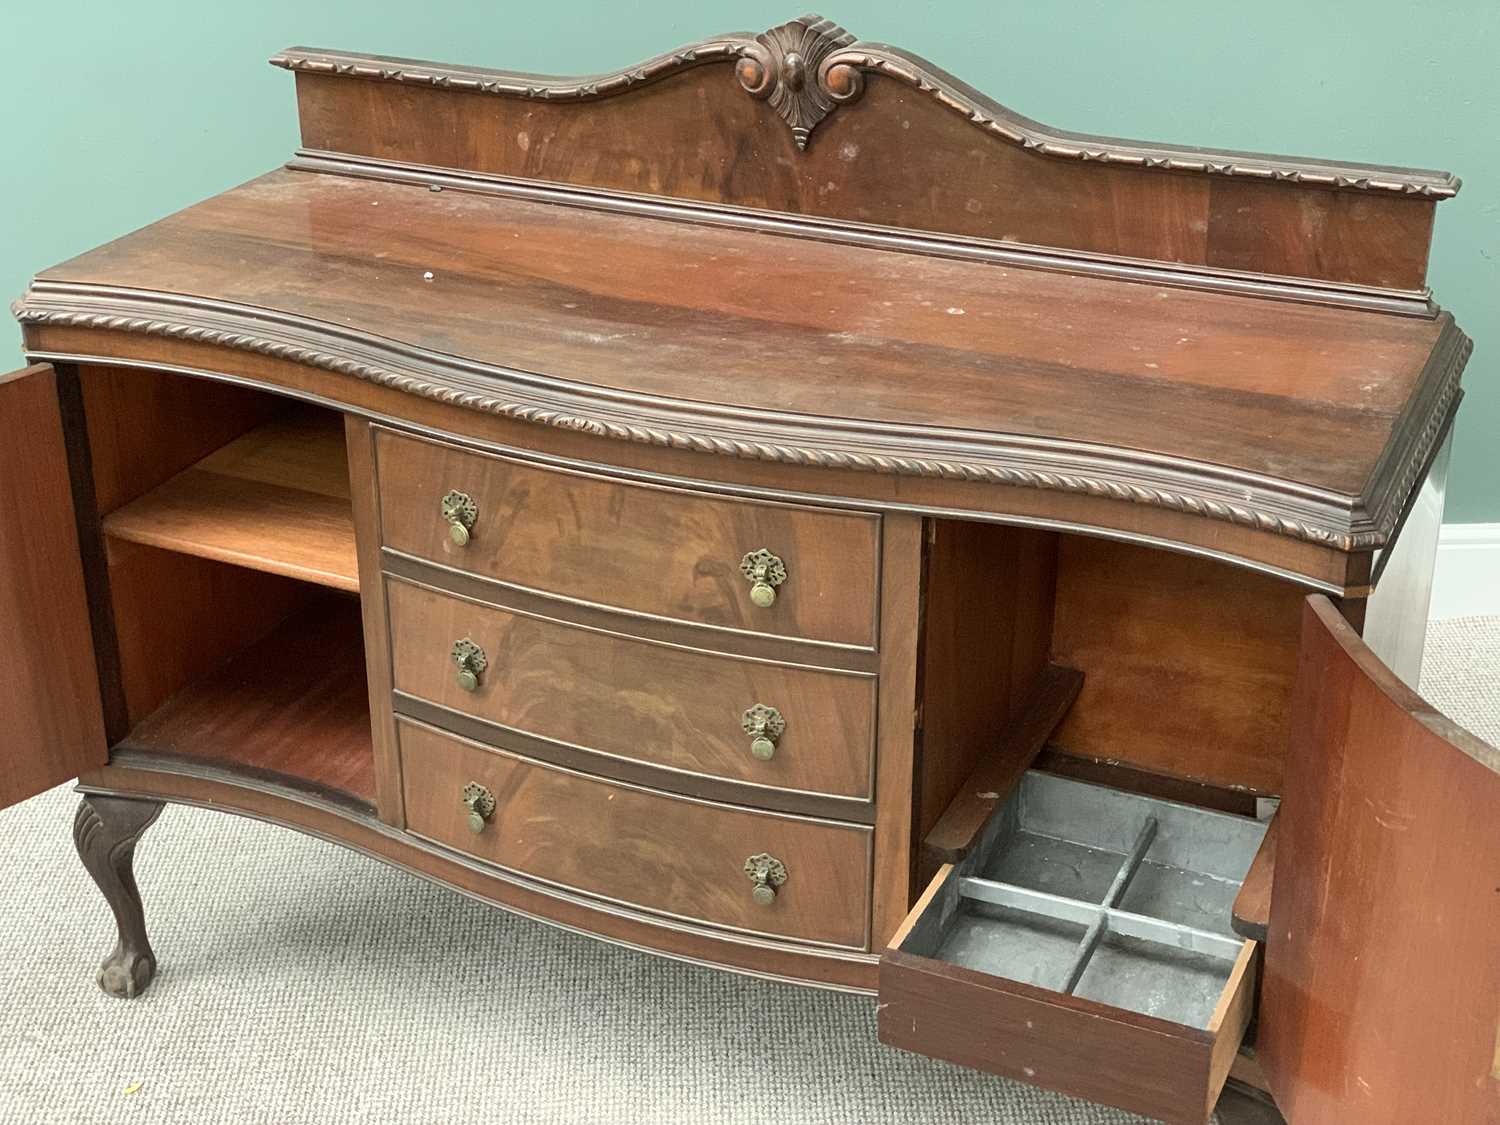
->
1362, 430, 1451, 688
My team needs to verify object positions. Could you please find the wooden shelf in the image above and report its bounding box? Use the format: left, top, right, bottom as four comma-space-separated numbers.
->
102, 409, 358, 592
117, 595, 376, 806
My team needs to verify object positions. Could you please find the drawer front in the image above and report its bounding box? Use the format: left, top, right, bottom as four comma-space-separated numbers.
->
398, 721, 872, 948
880, 926, 1257, 1125
374, 428, 880, 647
388, 580, 876, 800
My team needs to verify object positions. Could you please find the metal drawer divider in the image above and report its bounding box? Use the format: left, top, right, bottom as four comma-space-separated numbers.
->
955, 813, 1245, 994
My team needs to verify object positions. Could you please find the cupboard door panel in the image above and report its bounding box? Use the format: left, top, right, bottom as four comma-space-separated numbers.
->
0, 365, 108, 808
1260, 595, 1500, 1124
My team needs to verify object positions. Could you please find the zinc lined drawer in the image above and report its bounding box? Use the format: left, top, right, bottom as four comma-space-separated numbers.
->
398, 720, 873, 948
387, 578, 877, 801
880, 771, 1264, 1124
373, 428, 880, 647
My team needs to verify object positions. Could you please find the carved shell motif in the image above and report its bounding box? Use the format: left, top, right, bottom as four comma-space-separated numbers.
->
734, 14, 864, 150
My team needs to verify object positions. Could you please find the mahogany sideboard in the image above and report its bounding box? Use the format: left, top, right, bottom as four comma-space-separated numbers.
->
3, 16, 1495, 1125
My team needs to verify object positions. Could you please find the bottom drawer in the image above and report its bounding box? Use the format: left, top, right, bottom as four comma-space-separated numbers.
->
398, 719, 872, 949
880, 771, 1265, 1125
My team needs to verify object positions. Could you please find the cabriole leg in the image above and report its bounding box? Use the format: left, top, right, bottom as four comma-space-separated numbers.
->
72, 795, 165, 999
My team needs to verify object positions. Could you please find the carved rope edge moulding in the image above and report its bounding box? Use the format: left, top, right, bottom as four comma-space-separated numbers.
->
269, 14, 1459, 194
14, 299, 1469, 553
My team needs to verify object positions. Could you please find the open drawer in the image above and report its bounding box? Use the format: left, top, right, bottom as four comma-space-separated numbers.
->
880, 771, 1268, 1125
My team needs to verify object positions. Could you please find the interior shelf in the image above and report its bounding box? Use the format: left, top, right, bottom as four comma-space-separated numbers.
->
102, 408, 358, 592
116, 594, 376, 807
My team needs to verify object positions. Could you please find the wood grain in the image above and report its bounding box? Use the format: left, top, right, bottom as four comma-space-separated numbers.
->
106, 540, 315, 726
1032, 750, 1261, 818
1259, 596, 1500, 1124
0, 366, 108, 808
118, 594, 375, 804
292, 63, 1438, 289
1231, 813, 1277, 942
375, 427, 880, 646
81, 761, 878, 990
103, 409, 357, 591
1204, 178, 1435, 290
382, 549, 876, 673
915, 521, 1058, 857
20, 323, 1388, 592
1206, 943, 1261, 1122
879, 944, 1246, 1125
193, 406, 352, 498
398, 719, 871, 948
385, 576, 876, 799
346, 415, 404, 825
922, 663, 1084, 867
35, 170, 1451, 510
54, 364, 129, 743
78, 363, 285, 515
1050, 536, 1305, 793
870, 513, 923, 944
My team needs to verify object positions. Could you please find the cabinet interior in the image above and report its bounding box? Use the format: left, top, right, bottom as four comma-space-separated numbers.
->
72, 370, 1311, 840
917, 518, 1303, 838
906, 517, 1290, 1061
79, 366, 374, 807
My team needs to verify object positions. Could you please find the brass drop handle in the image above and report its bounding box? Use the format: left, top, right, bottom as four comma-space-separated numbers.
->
462, 782, 495, 834
743, 853, 788, 905
451, 638, 487, 692
739, 549, 787, 608
441, 489, 478, 547
741, 704, 785, 761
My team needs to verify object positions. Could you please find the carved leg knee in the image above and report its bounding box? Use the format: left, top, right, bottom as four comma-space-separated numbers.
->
73, 795, 165, 999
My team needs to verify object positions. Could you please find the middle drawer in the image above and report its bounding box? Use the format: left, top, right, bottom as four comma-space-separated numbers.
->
386, 577, 877, 802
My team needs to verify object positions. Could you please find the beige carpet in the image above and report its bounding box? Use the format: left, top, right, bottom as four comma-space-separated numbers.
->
1, 617, 1494, 1125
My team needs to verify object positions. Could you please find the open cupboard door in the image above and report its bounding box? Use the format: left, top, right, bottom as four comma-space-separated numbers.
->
1260, 595, 1500, 1124
0, 365, 108, 808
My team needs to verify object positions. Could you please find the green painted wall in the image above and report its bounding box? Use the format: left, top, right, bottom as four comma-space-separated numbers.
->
4, 2, 1496, 520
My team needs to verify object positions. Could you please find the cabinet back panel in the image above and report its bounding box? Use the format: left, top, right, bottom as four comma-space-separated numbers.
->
1048, 537, 1303, 795
79, 365, 285, 515
107, 540, 315, 726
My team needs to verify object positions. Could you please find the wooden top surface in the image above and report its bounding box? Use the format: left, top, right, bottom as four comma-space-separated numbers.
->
19, 167, 1467, 550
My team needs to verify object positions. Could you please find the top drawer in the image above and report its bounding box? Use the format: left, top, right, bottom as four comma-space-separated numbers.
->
374, 429, 880, 648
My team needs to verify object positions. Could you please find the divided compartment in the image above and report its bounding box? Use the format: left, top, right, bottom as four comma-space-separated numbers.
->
881, 770, 1267, 1125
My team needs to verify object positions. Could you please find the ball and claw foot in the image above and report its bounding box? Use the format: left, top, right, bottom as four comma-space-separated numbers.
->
73, 794, 165, 1000
97, 947, 156, 1000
